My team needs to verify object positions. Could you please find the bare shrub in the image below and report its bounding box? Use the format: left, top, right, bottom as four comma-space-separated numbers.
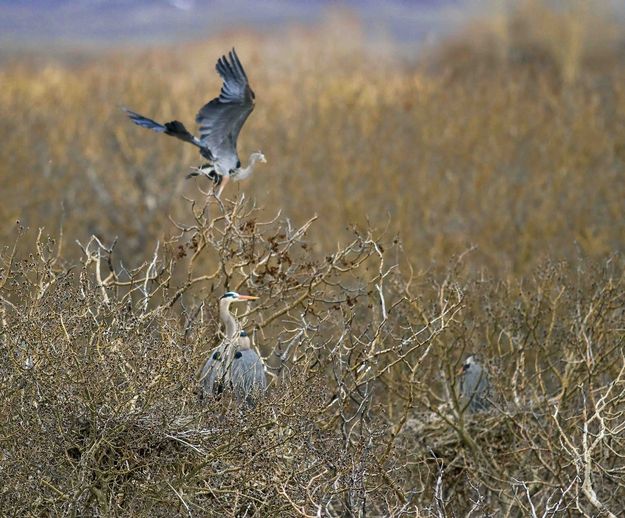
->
3, 2, 625, 515
1, 195, 624, 516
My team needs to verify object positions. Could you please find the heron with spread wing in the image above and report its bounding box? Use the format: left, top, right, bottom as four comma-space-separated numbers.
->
124, 49, 266, 196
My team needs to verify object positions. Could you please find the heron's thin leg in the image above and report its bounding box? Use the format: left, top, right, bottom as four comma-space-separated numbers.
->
216, 175, 230, 197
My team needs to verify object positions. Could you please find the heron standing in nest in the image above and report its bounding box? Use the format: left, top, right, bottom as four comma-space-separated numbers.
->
458, 354, 491, 412
200, 292, 267, 405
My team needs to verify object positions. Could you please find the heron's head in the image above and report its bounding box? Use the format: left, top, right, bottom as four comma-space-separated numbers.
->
459, 354, 481, 374
220, 291, 259, 307
250, 151, 267, 164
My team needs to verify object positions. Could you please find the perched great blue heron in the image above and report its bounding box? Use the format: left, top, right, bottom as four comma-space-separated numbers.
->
200, 292, 267, 404
459, 354, 491, 412
124, 49, 266, 196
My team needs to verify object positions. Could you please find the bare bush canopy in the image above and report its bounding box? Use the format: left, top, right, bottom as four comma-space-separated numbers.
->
2, 4, 625, 517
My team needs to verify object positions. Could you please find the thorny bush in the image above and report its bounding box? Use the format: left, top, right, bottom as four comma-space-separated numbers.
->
1, 196, 625, 516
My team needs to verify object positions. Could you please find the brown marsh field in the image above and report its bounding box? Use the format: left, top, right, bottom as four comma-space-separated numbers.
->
2, 4, 625, 516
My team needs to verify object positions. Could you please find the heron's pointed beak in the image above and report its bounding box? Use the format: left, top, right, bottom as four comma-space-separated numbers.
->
237, 295, 259, 301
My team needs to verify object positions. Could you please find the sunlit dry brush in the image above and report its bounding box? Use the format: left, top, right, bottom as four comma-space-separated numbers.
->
1, 195, 625, 516
2, 2, 625, 516
0, 196, 404, 515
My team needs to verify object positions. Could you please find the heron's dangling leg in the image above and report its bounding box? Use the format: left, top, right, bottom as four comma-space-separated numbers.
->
215, 175, 230, 198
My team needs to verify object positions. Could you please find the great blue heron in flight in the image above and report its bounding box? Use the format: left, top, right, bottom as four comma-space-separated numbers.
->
459, 354, 491, 412
124, 49, 266, 196
200, 292, 267, 404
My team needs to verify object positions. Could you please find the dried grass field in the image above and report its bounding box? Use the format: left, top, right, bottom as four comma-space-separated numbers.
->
2, 5, 625, 516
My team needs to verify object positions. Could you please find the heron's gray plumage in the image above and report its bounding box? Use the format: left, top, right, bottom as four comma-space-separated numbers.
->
124, 111, 167, 133
200, 346, 226, 397
459, 354, 490, 412
230, 346, 267, 402
124, 110, 204, 148
124, 49, 264, 192
195, 50, 255, 175
200, 293, 267, 405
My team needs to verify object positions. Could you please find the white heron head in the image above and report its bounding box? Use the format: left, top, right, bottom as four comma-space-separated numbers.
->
459, 354, 484, 375
220, 291, 259, 307
250, 151, 267, 164
464, 354, 478, 367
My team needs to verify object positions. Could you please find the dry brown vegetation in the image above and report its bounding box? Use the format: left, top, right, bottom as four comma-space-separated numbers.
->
2, 3, 625, 516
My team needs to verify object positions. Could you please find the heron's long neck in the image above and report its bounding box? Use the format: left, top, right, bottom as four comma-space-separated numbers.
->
220, 302, 239, 340
237, 155, 259, 180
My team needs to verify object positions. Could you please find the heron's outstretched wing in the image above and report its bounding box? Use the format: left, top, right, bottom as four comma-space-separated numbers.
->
124, 108, 201, 147
195, 49, 255, 166
125, 109, 168, 133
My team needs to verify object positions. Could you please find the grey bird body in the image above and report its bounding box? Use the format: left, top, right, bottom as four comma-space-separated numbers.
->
229, 341, 267, 402
459, 354, 490, 412
200, 292, 267, 405
124, 49, 266, 195
200, 343, 228, 397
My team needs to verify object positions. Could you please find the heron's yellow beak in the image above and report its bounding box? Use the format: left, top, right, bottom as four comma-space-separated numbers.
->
237, 295, 259, 301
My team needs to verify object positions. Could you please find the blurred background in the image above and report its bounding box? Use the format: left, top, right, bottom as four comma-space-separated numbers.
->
2, 0, 625, 276
0, 0, 504, 49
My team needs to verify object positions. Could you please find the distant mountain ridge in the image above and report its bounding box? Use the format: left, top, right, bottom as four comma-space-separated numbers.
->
0, 0, 463, 47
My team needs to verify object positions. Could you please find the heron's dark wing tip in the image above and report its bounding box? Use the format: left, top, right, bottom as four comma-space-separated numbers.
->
124, 109, 168, 133
122, 107, 145, 118
123, 108, 143, 120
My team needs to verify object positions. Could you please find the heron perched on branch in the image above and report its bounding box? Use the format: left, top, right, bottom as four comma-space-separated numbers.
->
200, 292, 267, 405
124, 49, 266, 197
458, 354, 491, 412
